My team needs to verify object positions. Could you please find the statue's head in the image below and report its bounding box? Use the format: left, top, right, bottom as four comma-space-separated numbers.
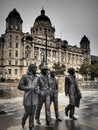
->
68, 67, 75, 75
28, 64, 37, 75
41, 66, 49, 75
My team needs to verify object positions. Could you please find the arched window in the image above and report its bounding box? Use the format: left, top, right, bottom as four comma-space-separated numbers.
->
15, 50, 18, 57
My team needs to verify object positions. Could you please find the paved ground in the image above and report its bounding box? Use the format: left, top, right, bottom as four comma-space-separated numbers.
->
0, 88, 98, 130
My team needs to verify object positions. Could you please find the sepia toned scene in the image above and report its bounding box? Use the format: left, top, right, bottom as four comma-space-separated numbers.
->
0, 0, 98, 130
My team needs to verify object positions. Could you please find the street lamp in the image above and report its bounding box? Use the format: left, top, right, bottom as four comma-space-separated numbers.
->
45, 30, 47, 66
41, 52, 45, 66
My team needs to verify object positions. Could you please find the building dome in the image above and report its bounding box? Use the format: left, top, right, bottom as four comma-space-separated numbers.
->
6, 8, 23, 32
6, 8, 22, 22
80, 35, 90, 43
80, 35, 90, 52
34, 9, 52, 27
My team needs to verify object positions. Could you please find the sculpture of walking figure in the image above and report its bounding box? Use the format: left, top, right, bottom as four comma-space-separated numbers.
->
65, 68, 82, 120
49, 70, 62, 121
35, 66, 53, 125
18, 64, 39, 130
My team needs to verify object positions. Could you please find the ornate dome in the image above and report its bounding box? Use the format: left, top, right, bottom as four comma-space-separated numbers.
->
34, 9, 52, 26
6, 8, 22, 21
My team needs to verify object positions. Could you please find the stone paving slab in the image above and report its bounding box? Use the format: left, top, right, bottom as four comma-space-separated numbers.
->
80, 116, 98, 130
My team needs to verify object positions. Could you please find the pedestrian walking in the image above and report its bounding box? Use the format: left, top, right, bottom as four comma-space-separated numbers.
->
65, 68, 82, 120
35, 66, 53, 125
18, 64, 39, 130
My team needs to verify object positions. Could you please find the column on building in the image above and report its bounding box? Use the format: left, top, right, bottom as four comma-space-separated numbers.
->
30, 41, 34, 63
38, 47, 41, 65
23, 37, 26, 66
51, 49, 52, 63
58, 48, 61, 63
65, 50, 68, 70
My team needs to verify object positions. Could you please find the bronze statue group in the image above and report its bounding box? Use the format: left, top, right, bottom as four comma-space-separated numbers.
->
18, 64, 82, 130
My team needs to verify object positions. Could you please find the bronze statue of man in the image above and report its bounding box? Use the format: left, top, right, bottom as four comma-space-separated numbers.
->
49, 70, 62, 121
65, 67, 82, 120
35, 66, 53, 125
18, 64, 39, 130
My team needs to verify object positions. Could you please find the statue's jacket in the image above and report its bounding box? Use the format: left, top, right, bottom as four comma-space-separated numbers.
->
18, 72, 39, 106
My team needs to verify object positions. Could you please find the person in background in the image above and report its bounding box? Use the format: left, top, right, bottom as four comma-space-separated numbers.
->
18, 64, 39, 130
65, 68, 82, 120
49, 70, 62, 122
35, 66, 53, 125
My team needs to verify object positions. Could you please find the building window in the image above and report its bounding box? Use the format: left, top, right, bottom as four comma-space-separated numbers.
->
15, 50, 18, 57
72, 54, 74, 63
25, 46, 30, 58
16, 43, 18, 48
25, 51, 30, 58
16, 36, 19, 42
9, 35, 12, 39
15, 60, 18, 65
9, 42, 12, 48
15, 69, 18, 74
8, 69, 11, 74
34, 55, 37, 60
52, 50, 56, 62
9, 50, 12, 57
53, 50, 56, 57
34, 47, 39, 60
16, 36, 18, 40
9, 60, 11, 65
41, 54, 45, 62
48, 29, 50, 35
61, 52, 64, 62
16, 21, 18, 30
36, 29, 38, 34
44, 28, 47, 34
68, 53, 71, 63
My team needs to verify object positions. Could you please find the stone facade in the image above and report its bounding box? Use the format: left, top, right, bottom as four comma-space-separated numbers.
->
0, 8, 91, 81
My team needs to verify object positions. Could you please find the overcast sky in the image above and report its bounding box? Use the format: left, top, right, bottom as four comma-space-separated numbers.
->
0, 0, 98, 56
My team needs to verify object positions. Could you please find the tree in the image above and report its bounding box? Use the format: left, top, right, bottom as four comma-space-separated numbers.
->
52, 62, 66, 75
89, 61, 98, 80
79, 58, 98, 81
79, 58, 90, 80
95, 62, 98, 77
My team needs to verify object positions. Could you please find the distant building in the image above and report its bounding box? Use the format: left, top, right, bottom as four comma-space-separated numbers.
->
0, 8, 91, 81
91, 55, 98, 64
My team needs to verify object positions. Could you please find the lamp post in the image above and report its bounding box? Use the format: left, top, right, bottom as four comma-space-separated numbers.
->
42, 54, 45, 66
45, 31, 47, 66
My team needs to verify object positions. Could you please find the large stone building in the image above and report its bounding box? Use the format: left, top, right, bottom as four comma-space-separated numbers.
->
0, 8, 91, 81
